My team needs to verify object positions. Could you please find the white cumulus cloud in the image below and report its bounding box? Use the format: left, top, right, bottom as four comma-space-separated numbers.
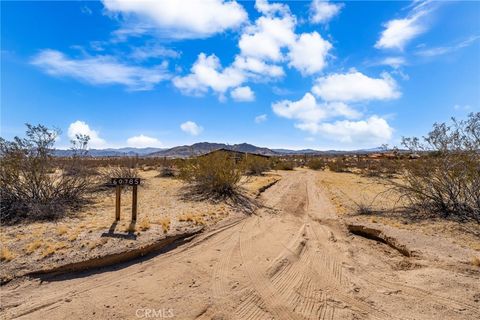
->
255, 0, 290, 16
310, 0, 343, 24
296, 116, 393, 146
32, 49, 169, 91
68, 120, 106, 149
233, 56, 284, 79
102, 0, 248, 39
180, 121, 203, 136
271, 92, 393, 148
173, 0, 336, 100
272, 92, 361, 125
238, 13, 296, 62
231, 86, 255, 102
126, 134, 162, 148
312, 71, 400, 102
288, 31, 332, 75
173, 53, 245, 96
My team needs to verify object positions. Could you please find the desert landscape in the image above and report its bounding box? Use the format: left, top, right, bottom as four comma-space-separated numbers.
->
1, 113, 479, 320
2, 1, 480, 319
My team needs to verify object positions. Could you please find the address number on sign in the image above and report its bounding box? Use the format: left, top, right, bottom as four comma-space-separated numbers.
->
111, 178, 141, 186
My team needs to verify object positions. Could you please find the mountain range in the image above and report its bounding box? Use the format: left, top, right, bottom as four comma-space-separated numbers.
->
53, 143, 388, 158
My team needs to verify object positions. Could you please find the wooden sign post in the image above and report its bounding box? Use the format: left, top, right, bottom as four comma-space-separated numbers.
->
111, 178, 141, 221
132, 184, 138, 221
115, 185, 121, 220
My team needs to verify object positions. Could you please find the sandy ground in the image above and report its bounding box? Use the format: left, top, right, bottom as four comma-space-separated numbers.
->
0, 170, 280, 282
1, 169, 479, 319
317, 170, 480, 252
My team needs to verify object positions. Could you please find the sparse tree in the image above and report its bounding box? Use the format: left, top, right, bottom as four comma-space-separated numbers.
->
390, 113, 480, 221
0, 124, 93, 223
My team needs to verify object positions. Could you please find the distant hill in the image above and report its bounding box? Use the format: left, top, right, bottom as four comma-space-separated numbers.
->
53, 147, 164, 157
147, 142, 278, 158
52, 144, 394, 158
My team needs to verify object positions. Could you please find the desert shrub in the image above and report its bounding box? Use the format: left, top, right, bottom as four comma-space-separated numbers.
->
390, 113, 480, 221
327, 158, 348, 172
355, 203, 374, 215
360, 159, 401, 178
307, 158, 326, 170
178, 151, 243, 199
157, 166, 176, 177
274, 160, 295, 170
243, 156, 271, 175
0, 124, 93, 223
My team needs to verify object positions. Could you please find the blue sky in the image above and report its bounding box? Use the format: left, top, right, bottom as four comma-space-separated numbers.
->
2, 0, 479, 150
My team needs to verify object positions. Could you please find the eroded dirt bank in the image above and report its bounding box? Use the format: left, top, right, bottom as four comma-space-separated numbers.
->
1, 170, 479, 319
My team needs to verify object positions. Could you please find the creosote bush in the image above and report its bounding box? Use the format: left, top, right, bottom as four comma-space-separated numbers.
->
0, 124, 93, 223
307, 158, 326, 170
243, 156, 271, 176
390, 113, 480, 221
358, 159, 401, 178
274, 160, 295, 171
179, 151, 243, 199
327, 158, 349, 172
158, 166, 176, 177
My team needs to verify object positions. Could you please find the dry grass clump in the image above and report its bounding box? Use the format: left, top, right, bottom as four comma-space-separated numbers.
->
67, 230, 81, 242
0, 246, 15, 262
24, 239, 43, 254
138, 218, 151, 231
179, 213, 204, 225
87, 238, 108, 251
155, 217, 171, 233
389, 113, 480, 222
56, 225, 68, 236
41, 241, 68, 258
0, 124, 94, 223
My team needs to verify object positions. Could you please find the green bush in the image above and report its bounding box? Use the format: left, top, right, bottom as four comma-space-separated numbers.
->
179, 151, 243, 199
307, 158, 326, 170
243, 156, 271, 175
158, 166, 176, 177
274, 160, 295, 170
327, 158, 348, 172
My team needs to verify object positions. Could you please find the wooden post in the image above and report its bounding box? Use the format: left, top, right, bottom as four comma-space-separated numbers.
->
115, 185, 121, 220
132, 185, 138, 221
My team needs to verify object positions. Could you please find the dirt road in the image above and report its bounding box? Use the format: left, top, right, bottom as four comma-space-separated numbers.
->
1, 170, 479, 319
